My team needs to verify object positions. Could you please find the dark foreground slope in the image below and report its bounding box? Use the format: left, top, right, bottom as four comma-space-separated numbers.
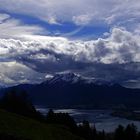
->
0, 109, 82, 140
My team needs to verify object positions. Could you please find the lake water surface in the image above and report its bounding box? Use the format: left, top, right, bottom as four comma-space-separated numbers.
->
36, 108, 140, 132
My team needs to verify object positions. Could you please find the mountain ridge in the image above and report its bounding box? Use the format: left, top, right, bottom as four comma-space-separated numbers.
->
43, 72, 113, 86
1, 72, 140, 109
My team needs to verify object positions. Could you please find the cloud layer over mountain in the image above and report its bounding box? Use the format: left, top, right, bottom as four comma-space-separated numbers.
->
0, 27, 140, 86
0, 1, 140, 87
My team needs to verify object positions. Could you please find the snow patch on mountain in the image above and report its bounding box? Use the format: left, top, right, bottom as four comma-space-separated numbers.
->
43, 72, 111, 86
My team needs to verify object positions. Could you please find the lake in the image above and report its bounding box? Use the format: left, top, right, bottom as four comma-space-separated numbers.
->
36, 108, 140, 132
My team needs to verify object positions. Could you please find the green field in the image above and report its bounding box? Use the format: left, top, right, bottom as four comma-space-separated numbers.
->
0, 109, 83, 140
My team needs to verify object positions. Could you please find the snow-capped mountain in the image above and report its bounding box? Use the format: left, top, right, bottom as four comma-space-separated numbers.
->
45, 73, 83, 85
44, 72, 111, 86
1, 72, 140, 109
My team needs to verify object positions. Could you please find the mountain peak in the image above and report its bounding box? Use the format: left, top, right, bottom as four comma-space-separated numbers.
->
43, 72, 113, 86
46, 72, 82, 85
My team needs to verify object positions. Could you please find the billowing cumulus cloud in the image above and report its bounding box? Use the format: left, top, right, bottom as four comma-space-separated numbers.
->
0, 27, 140, 86
1, 28, 140, 65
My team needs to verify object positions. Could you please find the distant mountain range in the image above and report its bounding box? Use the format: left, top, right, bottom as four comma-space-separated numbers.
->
1, 72, 140, 109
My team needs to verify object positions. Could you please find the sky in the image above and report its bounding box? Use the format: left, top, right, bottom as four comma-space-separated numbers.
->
0, 0, 140, 87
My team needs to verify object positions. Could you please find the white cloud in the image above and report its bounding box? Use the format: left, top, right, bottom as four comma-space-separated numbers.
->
0, 61, 46, 86
0, 13, 44, 38
0, 27, 140, 85
0, 0, 140, 28
72, 14, 94, 26
0, 27, 140, 67
0, 13, 10, 23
